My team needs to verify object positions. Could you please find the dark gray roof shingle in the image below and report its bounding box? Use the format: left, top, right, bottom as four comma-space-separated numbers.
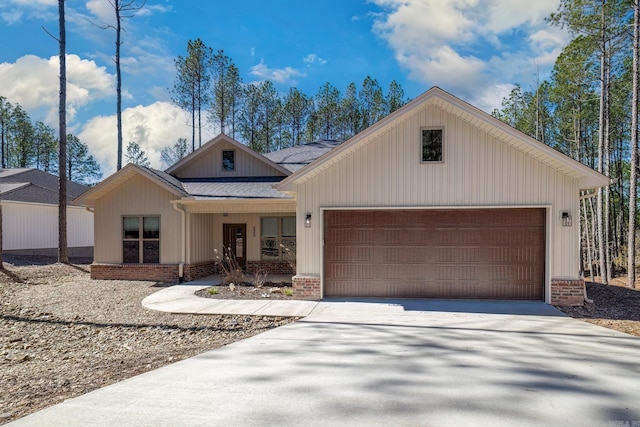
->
0, 168, 89, 205
263, 140, 343, 172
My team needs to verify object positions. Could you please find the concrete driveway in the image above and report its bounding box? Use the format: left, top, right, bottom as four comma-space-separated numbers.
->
9, 300, 640, 427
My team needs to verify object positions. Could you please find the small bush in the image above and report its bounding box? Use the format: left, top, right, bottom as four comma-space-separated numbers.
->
283, 288, 293, 297
208, 287, 218, 295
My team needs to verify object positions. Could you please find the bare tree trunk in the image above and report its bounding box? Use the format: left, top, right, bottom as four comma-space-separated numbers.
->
629, 0, 639, 289
582, 197, 594, 281
116, 0, 123, 170
604, 49, 612, 284
597, 1, 608, 284
58, 0, 68, 264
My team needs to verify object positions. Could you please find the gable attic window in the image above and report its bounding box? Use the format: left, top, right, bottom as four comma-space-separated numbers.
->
222, 150, 235, 171
421, 128, 443, 162
122, 216, 160, 263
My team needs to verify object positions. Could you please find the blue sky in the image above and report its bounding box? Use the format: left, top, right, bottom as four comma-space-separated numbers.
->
0, 0, 567, 176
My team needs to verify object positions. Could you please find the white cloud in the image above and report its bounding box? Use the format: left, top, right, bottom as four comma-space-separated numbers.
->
0, 0, 56, 24
0, 54, 114, 124
249, 59, 305, 84
303, 54, 327, 66
370, 0, 567, 110
78, 102, 216, 176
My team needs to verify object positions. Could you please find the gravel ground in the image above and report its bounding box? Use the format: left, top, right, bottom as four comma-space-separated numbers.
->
2, 258, 639, 425
0, 260, 294, 425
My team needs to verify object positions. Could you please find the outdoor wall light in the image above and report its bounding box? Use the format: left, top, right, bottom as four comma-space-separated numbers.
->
562, 211, 572, 227
305, 214, 312, 228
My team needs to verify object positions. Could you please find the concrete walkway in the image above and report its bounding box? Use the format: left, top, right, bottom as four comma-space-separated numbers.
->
9, 294, 640, 426
141, 275, 318, 317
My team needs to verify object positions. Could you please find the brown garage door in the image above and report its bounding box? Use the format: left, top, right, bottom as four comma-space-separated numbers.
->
324, 209, 545, 300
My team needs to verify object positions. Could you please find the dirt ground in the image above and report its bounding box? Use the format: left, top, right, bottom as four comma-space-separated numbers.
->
1, 259, 639, 424
0, 259, 294, 425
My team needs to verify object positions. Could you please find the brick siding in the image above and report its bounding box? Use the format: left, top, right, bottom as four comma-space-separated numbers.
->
551, 278, 585, 306
292, 275, 321, 300
91, 263, 179, 283
183, 261, 220, 282
246, 261, 294, 275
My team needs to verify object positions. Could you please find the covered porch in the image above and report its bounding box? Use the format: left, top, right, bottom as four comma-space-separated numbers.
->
174, 198, 297, 282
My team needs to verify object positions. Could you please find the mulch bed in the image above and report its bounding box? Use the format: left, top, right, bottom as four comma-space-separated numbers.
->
195, 282, 295, 300
556, 280, 640, 336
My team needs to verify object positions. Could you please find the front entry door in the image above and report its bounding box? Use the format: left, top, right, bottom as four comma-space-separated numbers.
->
223, 224, 247, 269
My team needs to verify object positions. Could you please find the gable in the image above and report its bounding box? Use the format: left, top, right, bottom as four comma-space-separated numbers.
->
73, 164, 188, 206
167, 135, 290, 179
276, 87, 609, 192
300, 104, 576, 207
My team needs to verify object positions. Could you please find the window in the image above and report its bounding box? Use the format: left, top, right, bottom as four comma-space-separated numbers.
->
421, 128, 443, 162
122, 216, 160, 263
222, 150, 235, 171
261, 217, 296, 260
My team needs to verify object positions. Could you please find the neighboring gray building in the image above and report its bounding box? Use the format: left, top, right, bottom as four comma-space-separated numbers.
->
0, 168, 94, 257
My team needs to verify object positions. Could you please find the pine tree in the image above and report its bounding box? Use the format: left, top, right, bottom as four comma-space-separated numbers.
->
171, 39, 212, 151
125, 141, 150, 167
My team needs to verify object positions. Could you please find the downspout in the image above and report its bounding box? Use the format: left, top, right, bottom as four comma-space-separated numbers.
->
173, 202, 186, 279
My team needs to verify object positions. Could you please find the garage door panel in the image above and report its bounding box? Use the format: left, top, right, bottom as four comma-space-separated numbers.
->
324, 209, 545, 300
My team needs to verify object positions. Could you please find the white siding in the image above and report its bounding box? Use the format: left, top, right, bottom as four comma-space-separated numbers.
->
296, 105, 580, 287
1, 201, 93, 250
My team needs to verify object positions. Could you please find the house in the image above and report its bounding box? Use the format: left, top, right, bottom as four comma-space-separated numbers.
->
0, 168, 94, 258
75, 87, 609, 306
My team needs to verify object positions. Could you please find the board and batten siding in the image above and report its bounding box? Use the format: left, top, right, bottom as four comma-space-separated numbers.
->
1, 201, 93, 250
173, 140, 287, 179
93, 174, 182, 264
295, 104, 580, 281
189, 212, 296, 264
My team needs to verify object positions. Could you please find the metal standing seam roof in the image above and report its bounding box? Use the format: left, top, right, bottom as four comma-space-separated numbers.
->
181, 181, 292, 200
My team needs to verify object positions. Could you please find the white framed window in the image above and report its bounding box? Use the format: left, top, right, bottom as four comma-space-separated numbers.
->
421, 127, 444, 162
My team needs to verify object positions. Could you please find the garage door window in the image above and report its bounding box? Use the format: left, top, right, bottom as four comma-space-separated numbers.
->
261, 217, 296, 260
122, 216, 160, 264
421, 128, 443, 162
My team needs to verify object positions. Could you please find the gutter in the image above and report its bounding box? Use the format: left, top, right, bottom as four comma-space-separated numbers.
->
172, 202, 186, 279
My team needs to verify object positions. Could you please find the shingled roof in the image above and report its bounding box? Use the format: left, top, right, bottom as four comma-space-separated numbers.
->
0, 168, 89, 205
263, 140, 344, 173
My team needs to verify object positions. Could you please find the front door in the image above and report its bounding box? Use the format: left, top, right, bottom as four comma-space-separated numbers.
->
223, 224, 247, 269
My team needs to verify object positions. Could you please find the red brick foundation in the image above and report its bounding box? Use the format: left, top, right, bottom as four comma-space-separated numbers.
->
92, 260, 295, 284
551, 278, 585, 306
91, 263, 180, 283
246, 261, 294, 275
293, 275, 321, 300
183, 261, 220, 282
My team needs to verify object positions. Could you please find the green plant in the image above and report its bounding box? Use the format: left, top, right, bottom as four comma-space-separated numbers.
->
214, 248, 245, 285
208, 287, 219, 295
283, 288, 293, 297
